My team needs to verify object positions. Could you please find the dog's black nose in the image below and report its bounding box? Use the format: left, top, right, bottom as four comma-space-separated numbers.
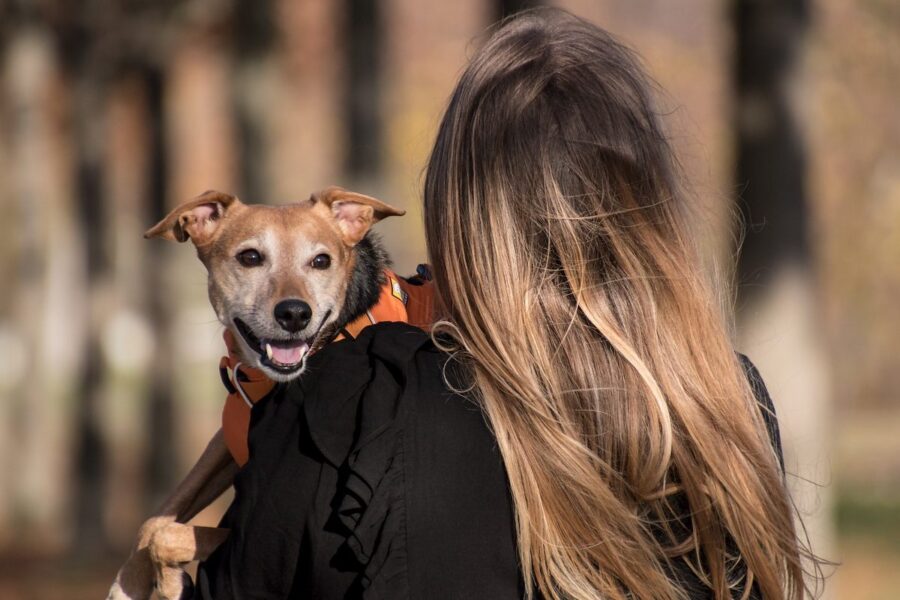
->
274, 299, 312, 332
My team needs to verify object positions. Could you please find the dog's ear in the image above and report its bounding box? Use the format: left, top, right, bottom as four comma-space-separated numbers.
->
144, 191, 242, 245
312, 186, 406, 246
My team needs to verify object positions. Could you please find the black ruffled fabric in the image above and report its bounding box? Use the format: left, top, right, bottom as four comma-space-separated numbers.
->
196, 323, 434, 599
309, 325, 430, 596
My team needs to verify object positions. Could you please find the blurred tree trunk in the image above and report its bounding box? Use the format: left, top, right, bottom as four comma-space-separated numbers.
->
142, 66, 179, 512
344, 0, 382, 183
71, 70, 109, 554
231, 0, 275, 201
30, 0, 118, 556
732, 0, 832, 594
734, 0, 810, 285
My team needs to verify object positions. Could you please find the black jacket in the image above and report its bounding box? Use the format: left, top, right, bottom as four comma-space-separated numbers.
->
196, 322, 781, 599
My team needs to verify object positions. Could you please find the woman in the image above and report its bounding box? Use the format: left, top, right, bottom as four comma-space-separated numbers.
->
198, 9, 815, 599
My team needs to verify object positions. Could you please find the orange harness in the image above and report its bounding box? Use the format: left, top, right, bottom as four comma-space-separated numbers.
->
220, 268, 434, 466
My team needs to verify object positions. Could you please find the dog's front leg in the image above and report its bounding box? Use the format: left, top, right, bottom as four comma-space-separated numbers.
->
107, 429, 237, 600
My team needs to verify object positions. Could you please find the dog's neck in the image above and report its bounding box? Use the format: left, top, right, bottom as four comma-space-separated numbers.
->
334, 233, 390, 330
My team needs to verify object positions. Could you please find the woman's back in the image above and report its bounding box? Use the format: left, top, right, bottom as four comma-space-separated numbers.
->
197, 323, 782, 599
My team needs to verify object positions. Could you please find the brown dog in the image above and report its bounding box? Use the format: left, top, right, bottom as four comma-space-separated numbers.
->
107, 187, 405, 600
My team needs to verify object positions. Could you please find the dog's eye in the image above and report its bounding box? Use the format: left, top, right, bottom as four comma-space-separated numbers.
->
236, 249, 263, 267
311, 254, 331, 270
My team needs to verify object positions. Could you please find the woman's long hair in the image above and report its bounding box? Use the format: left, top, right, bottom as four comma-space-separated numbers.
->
424, 9, 814, 600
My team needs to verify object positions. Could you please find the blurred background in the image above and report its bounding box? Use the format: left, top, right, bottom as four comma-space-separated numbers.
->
0, 0, 897, 598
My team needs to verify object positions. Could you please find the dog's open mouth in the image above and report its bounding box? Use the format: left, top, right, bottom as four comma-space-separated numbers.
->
233, 315, 328, 374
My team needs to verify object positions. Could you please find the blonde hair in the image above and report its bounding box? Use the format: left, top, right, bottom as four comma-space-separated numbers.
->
424, 9, 815, 600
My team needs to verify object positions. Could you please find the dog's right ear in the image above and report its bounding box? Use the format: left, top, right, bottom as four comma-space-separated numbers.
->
312, 186, 405, 246
144, 191, 242, 245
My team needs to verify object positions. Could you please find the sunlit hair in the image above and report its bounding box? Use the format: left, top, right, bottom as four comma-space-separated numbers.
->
424, 9, 816, 600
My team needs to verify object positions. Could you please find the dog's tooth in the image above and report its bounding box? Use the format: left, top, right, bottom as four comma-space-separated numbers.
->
265, 343, 273, 360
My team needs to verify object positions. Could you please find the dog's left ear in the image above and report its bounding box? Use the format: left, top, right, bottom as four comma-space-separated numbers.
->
312, 186, 405, 246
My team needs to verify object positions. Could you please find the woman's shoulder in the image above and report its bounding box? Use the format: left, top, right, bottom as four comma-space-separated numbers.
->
320, 321, 467, 403
300, 321, 497, 479
299, 321, 479, 439
324, 322, 487, 445
358, 325, 522, 596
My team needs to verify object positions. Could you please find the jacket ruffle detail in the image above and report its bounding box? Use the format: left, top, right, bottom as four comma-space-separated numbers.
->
335, 428, 407, 597
303, 323, 430, 598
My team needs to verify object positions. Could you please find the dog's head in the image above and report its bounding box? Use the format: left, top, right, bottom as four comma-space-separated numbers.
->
145, 187, 404, 381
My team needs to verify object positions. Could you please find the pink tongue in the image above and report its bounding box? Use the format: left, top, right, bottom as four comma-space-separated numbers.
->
270, 343, 307, 365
